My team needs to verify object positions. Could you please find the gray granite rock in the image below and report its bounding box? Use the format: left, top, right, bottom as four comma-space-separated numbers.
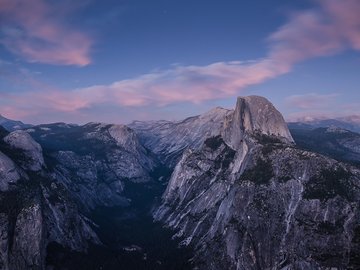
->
154, 97, 360, 270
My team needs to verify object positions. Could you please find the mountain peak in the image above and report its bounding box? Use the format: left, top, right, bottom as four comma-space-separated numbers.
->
224, 96, 294, 148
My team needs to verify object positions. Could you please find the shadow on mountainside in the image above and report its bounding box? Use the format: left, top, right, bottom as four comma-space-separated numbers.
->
46, 166, 194, 270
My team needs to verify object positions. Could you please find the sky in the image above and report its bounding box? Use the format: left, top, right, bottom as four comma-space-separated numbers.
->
0, 0, 359, 125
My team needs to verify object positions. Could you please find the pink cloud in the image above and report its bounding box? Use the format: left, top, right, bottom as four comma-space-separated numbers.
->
1, 0, 360, 123
320, 0, 360, 50
0, 105, 35, 120
0, 0, 92, 66
43, 0, 359, 110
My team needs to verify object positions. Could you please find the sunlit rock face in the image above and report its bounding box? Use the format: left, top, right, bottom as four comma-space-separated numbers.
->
130, 96, 293, 168
222, 96, 294, 149
154, 96, 360, 270
129, 107, 232, 168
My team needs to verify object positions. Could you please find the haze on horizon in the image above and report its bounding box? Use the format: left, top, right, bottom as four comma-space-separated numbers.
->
0, 0, 359, 125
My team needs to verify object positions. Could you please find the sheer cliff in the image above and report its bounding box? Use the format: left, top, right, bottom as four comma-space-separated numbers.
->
154, 97, 360, 270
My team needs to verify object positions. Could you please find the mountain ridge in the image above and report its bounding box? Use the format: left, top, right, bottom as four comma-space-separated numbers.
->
0, 115, 32, 132
0, 96, 360, 269
153, 96, 360, 270
289, 117, 360, 133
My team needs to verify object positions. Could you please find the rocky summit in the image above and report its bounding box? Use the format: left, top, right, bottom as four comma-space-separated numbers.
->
0, 96, 360, 270
154, 96, 360, 270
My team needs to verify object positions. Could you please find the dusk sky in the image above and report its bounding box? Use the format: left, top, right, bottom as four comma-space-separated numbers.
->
0, 0, 360, 124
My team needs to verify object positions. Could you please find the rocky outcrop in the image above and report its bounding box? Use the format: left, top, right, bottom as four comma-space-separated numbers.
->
155, 97, 360, 270
222, 96, 294, 149
0, 184, 100, 270
0, 115, 32, 132
9, 204, 45, 270
130, 96, 293, 168
4, 130, 45, 171
129, 107, 232, 167
0, 152, 21, 192
0, 127, 101, 270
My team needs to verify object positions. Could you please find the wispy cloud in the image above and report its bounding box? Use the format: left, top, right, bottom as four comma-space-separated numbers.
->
1, 0, 360, 122
46, 0, 360, 108
285, 93, 339, 110
0, 0, 92, 66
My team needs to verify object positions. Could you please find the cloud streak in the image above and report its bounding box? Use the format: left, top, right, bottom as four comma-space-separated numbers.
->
0, 0, 92, 66
1, 0, 360, 122
51, 0, 360, 107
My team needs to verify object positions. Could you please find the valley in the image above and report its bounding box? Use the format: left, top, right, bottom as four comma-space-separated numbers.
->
0, 96, 359, 270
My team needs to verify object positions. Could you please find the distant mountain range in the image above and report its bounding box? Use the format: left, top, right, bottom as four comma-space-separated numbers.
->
288, 116, 360, 133
288, 117, 360, 165
289, 125, 360, 165
2, 113, 360, 134
0, 101, 360, 269
0, 115, 32, 132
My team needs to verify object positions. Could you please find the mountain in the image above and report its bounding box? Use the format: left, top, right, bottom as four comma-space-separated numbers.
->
129, 96, 293, 167
289, 117, 360, 133
1, 96, 360, 270
26, 122, 157, 210
290, 125, 360, 165
0, 123, 192, 270
0, 127, 99, 270
154, 96, 360, 270
129, 107, 232, 168
0, 115, 32, 132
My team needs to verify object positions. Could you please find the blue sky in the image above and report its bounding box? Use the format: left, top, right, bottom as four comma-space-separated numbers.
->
0, 0, 359, 124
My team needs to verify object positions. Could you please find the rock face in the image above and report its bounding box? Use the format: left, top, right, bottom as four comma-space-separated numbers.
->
28, 122, 157, 210
130, 96, 293, 167
0, 95, 359, 270
0, 151, 21, 192
154, 96, 360, 270
129, 107, 232, 167
222, 96, 294, 149
4, 130, 45, 171
0, 128, 100, 270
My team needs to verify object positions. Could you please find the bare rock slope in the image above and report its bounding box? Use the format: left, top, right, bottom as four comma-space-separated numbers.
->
154, 96, 360, 270
0, 127, 99, 270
